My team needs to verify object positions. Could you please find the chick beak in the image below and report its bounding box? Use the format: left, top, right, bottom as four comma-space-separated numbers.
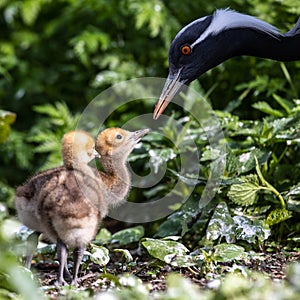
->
130, 128, 150, 144
153, 69, 185, 120
93, 148, 100, 159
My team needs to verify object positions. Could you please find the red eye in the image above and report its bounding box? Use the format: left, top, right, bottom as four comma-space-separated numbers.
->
181, 45, 191, 55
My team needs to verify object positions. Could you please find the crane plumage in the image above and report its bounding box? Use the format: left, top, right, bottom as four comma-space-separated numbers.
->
153, 9, 300, 119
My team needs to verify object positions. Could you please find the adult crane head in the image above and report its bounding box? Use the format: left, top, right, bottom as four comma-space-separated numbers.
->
153, 9, 300, 119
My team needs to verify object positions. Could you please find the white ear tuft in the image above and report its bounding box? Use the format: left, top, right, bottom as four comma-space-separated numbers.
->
191, 9, 280, 48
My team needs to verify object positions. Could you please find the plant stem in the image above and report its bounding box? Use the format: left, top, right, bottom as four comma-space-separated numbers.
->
280, 62, 298, 98
254, 156, 286, 209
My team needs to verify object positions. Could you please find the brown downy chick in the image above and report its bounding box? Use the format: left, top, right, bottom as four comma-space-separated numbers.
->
62, 130, 96, 170
15, 128, 149, 286
39, 128, 149, 285
15, 131, 102, 285
15, 131, 97, 233
95, 128, 150, 207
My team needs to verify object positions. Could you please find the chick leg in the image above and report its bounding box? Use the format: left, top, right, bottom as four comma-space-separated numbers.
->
71, 246, 85, 285
56, 238, 68, 286
64, 263, 72, 281
25, 231, 41, 269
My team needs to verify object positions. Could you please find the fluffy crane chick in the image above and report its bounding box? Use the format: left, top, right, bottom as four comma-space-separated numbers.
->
95, 128, 149, 207
15, 131, 100, 285
15, 128, 149, 285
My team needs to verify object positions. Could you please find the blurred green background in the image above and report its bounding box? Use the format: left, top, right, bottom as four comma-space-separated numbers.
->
1, 0, 300, 198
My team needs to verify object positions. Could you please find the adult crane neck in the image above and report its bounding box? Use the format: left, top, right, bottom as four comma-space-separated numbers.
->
217, 27, 300, 63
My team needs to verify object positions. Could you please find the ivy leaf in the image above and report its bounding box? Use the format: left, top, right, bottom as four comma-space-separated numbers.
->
155, 216, 183, 238
206, 202, 235, 243
142, 238, 189, 262
95, 228, 112, 245
36, 244, 56, 256
113, 249, 133, 263
287, 183, 300, 212
164, 254, 196, 268
238, 149, 270, 174
233, 216, 271, 243
266, 208, 292, 226
227, 174, 261, 206
155, 194, 202, 238
111, 226, 144, 246
85, 245, 110, 267
213, 244, 247, 262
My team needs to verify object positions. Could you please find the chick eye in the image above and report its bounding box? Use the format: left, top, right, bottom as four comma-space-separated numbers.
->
181, 45, 191, 55
116, 134, 123, 140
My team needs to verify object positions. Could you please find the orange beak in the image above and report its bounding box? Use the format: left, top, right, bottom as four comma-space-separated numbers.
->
153, 70, 184, 120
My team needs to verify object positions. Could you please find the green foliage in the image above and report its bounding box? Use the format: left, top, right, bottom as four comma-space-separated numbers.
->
206, 202, 236, 244
95, 228, 112, 245
142, 238, 189, 263
266, 208, 293, 226
228, 174, 261, 206
0, 110, 16, 144
28, 101, 80, 170
0, 217, 40, 300
85, 245, 110, 267
0, 0, 300, 297
206, 202, 270, 244
213, 243, 247, 262
111, 226, 145, 246
113, 249, 133, 264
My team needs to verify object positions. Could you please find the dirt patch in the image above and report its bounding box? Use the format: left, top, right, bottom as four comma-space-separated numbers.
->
34, 251, 300, 298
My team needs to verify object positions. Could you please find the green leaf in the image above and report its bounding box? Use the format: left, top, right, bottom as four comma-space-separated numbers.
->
0, 110, 16, 144
233, 216, 271, 243
111, 226, 144, 246
86, 245, 110, 267
21, 0, 42, 26
237, 149, 270, 174
142, 238, 189, 262
107, 274, 149, 298
225, 147, 240, 176
228, 174, 261, 206
155, 194, 202, 238
149, 148, 176, 174
206, 202, 236, 243
36, 244, 56, 255
155, 217, 183, 238
164, 254, 196, 267
0, 110, 16, 125
95, 228, 112, 245
273, 94, 293, 114
213, 243, 246, 262
266, 208, 293, 226
252, 101, 284, 117
8, 266, 41, 300
271, 117, 295, 136
287, 183, 300, 198
113, 249, 133, 263
287, 184, 300, 212
201, 147, 223, 162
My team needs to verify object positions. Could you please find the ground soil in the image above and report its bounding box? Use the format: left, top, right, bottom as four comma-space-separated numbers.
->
34, 250, 300, 299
